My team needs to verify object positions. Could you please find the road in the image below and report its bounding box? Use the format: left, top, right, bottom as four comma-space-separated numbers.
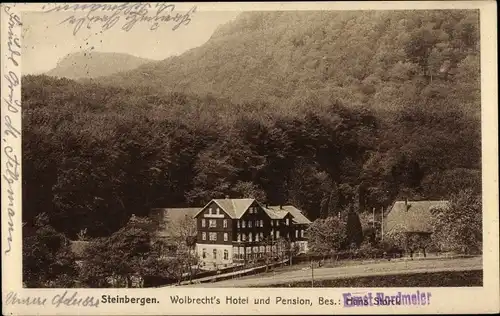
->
179, 256, 482, 287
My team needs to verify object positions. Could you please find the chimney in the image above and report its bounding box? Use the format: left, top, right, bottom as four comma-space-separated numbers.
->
280, 205, 283, 210
405, 198, 409, 211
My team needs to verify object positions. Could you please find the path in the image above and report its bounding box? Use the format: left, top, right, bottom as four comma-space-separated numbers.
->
178, 256, 482, 287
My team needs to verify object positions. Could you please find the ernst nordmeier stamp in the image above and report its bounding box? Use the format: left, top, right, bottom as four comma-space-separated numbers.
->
342, 291, 432, 307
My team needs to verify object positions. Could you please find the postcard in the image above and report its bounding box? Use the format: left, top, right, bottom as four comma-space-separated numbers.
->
1, 1, 498, 315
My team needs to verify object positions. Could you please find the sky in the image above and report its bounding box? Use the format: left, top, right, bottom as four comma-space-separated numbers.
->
22, 6, 240, 74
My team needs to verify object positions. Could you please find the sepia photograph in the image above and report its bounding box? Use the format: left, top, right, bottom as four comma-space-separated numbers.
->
17, 5, 485, 291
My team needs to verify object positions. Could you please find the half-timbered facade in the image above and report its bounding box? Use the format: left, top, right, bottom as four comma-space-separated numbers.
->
193, 198, 312, 267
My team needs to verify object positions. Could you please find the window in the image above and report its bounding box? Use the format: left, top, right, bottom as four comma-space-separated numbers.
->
242, 220, 246, 228
237, 220, 240, 228
276, 220, 280, 226
209, 232, 217, 241
216, 208, 220, 215
249, 232, 253, 242
259, 246, 265, 253
301, 230, 304, 238
237, 233, 241, 242
260, 220, 264, 227
242, 233, 247, 241
271, 220, 274, 227
266, 245, 271, 253
209, 219, 217, 228
224, 233, 228, 241
209, 208, 213, 214
270, 230, 274, 238
255, 233, 259, 242
202, 249, 206, 258
202, 232, 207, 240
276, 231, 280, 239
201, 219, 206, 227
223, 219, 228, 228
295, 230, 299, 238
260, 232, 263, 240
286, 218, 290, 226
224, 250, 229, 260
248, 221, 252, 228
213, 249, 217, 259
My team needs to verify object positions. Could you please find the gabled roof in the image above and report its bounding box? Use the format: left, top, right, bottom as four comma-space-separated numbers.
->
281, 205, 312, 224
264, 207, 289, 219
384, 200, 449, 234
191, 199, 312, 224
193, 198, 256, 219
267, 205, 312, 224
152, 208, 199, 238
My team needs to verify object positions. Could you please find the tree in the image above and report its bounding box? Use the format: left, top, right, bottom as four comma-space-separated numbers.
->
306, 216, 346, 255
430, 189, 482, 254
346, 210, 364, 248
79, 215, 165, 287
23, 213, 78, 288
385, 225, 432, 259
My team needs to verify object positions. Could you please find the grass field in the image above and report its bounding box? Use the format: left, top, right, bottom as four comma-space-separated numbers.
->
251, 270, 483, 287
179, 256, 482, 287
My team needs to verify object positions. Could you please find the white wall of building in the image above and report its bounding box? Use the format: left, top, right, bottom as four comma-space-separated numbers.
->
196, 244, 233, 268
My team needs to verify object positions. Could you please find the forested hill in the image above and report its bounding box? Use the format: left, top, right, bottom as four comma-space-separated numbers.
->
46, 52, 154, 80
93, 10, 480, 117
23, 73, 480, 238
23, 10, 481, 239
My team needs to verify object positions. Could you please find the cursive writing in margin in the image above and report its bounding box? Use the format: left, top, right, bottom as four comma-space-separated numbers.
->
2, 4, 22, 255
42, 3, 197, 35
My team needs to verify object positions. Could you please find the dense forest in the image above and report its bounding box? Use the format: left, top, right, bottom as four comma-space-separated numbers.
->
24, 10, 481, 239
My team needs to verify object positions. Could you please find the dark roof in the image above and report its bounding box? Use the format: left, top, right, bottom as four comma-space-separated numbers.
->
271, 205, 312, 225
70, 240, 90, 259
194, 198, 255, 219
384, 200, 449, 234
152, 208, 199, 238
192, 198, 312, 225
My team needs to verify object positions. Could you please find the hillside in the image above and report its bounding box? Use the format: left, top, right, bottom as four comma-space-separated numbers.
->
46, 51, 154, 80
22, 10, 481, 239
94, 10, 480, 117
